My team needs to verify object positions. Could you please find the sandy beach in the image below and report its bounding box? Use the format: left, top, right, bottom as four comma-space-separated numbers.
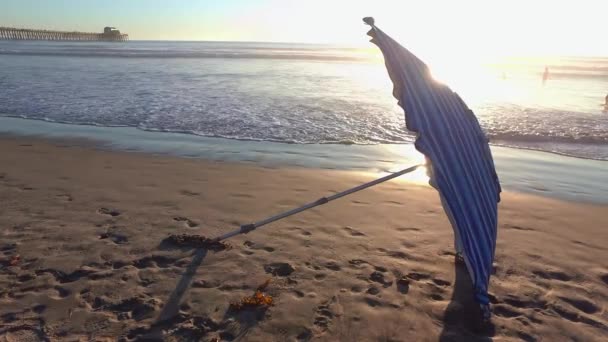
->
1, 136, 607, 341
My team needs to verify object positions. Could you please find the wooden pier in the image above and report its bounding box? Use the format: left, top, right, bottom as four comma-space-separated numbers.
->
0, 26, 128, 42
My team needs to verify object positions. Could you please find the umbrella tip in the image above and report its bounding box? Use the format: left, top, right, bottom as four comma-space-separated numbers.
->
363, 17, 375, 26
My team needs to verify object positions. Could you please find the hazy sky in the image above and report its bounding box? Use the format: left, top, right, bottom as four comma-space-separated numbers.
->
2, 0, 606, 56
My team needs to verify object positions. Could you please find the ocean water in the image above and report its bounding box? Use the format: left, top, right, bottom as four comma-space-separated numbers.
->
1, 40, 607, 160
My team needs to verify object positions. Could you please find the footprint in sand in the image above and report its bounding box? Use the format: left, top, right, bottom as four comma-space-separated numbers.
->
173, 216, 199, 228
99, 232, 128, 245
52, 286, 70, 299
296, 328, 313, 341
374, 265, 387, 273
386, 250, 412, 260
494, 304, 523, 318
366, 286, 381, 295
396, 277, 410, 294
350, 285, 365, 293
551, 304, 607, 330
396, 227, 421, 232
369, 271, 392, 287
532, 269, 573, 282
0, 326, 48, 342
504, 224, 535, 231
292, 289, 305, 298
35, 268, 96, 284
230, 193, 254, 199
516, 331, 536, 342
192, 279, 220, 289
124, 312, 222, 340
313, 297, 336, 332
406, 272, 432, 281
1, 243, 17, 255
364, 297, 384, 308
347, 259, 369, 269
432, 278, 451, 287
314, 273, 327, 281
98, 207, 121, 217
32, 305, 46, 314
502, 295, 547, 310
264, 262, 295, 277
93, 295, 160, 321
179, 189, 200, 196
243, 240, 275, 253
401, 241, 417, 248
133, 255, 178, 269
558, 296, 599, 314
429, 293, 444, 301
288, 227, 312, 236
56, 194, 73, 202
343, 226, 365, 237
17, 274, 35, 282
323, 261, 341, 271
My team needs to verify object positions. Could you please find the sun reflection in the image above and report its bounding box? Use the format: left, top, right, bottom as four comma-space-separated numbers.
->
376, 144, 430, 186
429, 61, 524, 106
400, 165, 430, 185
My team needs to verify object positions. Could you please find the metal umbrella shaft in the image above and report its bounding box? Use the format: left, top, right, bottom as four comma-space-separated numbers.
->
213, 164, 421, 242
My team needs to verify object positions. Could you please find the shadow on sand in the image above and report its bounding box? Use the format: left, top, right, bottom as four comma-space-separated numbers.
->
136, 247, 209, 340
130, 239, 268, 341
157, 248, 209, 323
439, 261, 495, 341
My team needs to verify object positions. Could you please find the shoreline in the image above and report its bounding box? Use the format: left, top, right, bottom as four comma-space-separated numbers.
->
1, 136, 606, 340
1, 115, 608, 205
2, 114, 608, 163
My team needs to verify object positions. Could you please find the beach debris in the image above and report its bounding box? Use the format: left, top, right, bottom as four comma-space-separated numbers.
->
165, 234, 231, 251
264, 262, 295, 277
229, 279, 273, 312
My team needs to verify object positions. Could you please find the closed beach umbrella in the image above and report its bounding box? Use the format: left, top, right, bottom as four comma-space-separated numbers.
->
364, 17, 502, 318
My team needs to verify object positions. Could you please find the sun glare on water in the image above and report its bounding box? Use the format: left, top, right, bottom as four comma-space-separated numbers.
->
377, 144, 430, 185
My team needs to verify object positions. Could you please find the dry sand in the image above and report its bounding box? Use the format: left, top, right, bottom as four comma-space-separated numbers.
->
0, 136, 607, 341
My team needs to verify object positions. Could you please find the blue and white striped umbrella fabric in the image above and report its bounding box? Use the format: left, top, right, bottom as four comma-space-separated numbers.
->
364, 17, 501, 312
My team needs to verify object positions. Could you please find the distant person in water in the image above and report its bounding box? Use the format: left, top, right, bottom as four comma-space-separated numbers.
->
604, 93, 608, 112
542, 66, 549, 85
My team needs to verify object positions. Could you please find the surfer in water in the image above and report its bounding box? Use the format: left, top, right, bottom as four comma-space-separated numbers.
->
604, 92, 608, 112
542, 66, 549, 85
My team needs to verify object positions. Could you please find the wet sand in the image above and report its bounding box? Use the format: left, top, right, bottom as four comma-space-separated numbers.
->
1, 136, 607, 341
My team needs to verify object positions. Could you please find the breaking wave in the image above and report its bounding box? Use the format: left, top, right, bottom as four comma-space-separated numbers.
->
1, 40, 607, 161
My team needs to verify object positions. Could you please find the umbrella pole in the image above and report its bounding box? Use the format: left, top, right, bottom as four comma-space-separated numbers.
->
212, 164, 422, 242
